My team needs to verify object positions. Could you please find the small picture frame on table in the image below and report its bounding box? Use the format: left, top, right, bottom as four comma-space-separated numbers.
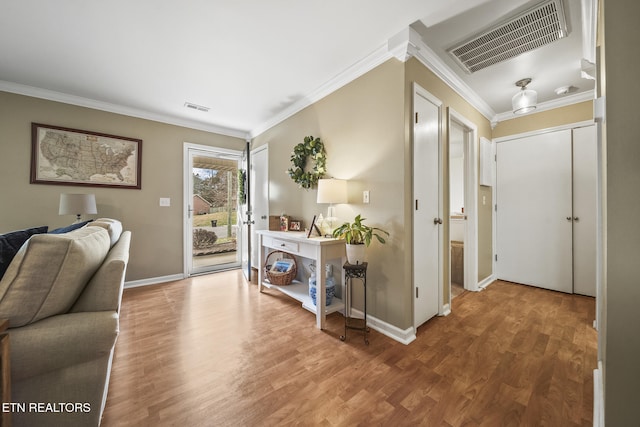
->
289, 220, 302, 231
279, 215, 289, 231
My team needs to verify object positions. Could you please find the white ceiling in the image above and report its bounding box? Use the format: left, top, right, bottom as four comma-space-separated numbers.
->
0, 0, 594, 139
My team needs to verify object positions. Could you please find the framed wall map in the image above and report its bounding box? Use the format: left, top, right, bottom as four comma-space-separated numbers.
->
30, 123, 142, 189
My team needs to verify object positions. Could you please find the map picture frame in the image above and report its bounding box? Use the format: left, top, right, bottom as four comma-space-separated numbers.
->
30, 123, 142, 189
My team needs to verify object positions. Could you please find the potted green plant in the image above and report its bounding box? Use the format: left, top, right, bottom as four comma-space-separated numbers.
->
332, 214, 389, 264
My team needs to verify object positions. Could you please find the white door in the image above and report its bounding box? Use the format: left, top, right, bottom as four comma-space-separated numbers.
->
250, 145, 269, 270
573, 125, 597, 296
496, 130, 573, 293
240, 142, 252, 281
413, 84, 442, 328
184, 144, 242, 277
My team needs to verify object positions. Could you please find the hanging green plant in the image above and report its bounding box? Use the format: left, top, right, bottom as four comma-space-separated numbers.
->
287, 136, 326, 189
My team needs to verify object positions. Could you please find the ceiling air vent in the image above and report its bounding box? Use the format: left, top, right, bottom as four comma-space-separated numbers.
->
447, 0, 569, 73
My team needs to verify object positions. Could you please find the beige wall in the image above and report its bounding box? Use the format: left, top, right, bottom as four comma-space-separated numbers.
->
603, 0, 640, 423
253, 59, 410, 327
0, 91, 245, 281
253, 57, 495, 329
492, 100, 594, 138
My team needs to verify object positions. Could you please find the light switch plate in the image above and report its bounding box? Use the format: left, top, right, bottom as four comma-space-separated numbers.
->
159, 197, 171, 207
363, 190, 370, 204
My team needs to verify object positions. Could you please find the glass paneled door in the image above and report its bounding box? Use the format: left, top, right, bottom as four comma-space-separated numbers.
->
184, 144, 243, 276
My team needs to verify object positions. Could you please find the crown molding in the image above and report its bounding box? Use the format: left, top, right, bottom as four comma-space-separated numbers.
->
390, 27, 497, 123
0, 80, 250, 140
493, 89, 596, 122
250, 43, 394, 138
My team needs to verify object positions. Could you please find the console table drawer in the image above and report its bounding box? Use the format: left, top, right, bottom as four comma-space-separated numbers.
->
272, 238, 299, 253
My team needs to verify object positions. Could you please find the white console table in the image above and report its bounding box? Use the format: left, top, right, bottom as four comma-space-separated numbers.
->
256, 230, 346, 329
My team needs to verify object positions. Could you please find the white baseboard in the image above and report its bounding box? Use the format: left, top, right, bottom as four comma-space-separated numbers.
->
440, 303, 451, 316
478, 274, 496, 290
348, 308, 416, 345
124, 273, 184, 289
594, 361, 604, 426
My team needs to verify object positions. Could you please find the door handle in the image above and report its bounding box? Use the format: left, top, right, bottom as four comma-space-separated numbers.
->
433, 218, 442, 225
573, 217, 579, 222
566, 217, 572, 221
261, 215, 267, 220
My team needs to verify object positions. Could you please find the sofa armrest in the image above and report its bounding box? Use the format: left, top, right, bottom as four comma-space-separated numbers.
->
9, 311, 118, 382
71, 230, 131, 314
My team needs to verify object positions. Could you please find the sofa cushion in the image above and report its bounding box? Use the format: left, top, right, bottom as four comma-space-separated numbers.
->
0, 226, 110, 327
49, 219, 93, 234
0, 226, 48, 280
88, 218, 123, 248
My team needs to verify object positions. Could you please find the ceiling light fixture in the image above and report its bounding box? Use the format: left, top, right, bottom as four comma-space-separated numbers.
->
512, 78, 537, 115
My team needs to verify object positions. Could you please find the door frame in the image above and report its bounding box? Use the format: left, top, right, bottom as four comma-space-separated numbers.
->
183, 142, 243, 278
447, 108, 479, 294
249, 144, 269, 273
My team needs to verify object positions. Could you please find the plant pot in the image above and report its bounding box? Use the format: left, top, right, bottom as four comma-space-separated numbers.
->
346, 243, 366, 264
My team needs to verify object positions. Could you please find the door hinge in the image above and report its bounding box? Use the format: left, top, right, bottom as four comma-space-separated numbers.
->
495, 154, 497, 162
495, 254, 498, 261
415, 112, 419, 124
495, 204, 497, 212
416, 287, 419, 298
415, 199, 418, 210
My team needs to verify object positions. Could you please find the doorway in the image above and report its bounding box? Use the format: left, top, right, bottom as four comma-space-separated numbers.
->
447, 109, 479, 299
184, 143, 243, 276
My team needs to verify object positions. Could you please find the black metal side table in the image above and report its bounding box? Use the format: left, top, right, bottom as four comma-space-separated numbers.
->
340, 262, 369, 344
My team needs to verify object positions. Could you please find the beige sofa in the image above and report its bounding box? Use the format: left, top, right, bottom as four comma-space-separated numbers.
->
0, 218, 130, 427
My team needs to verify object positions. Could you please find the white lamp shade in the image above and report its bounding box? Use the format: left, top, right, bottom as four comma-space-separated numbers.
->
59, 193, 97, 216
512, 88, 537, 114
317, 179, 347, 204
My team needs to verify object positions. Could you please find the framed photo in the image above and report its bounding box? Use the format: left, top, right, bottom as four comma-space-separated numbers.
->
279, 215, 289, 231
30, 123, 142, 189
289, 220, 302, 231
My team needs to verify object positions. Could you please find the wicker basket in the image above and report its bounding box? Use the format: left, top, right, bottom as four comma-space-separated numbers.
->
264, 250, 298, 286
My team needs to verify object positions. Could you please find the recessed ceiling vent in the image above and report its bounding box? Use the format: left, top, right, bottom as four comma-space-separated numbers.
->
447, 0, 569, 73
184, 102, 210, 113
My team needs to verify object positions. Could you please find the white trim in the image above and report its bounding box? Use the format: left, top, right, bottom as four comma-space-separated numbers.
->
581, 0, 599, 64
490, 136, 498, 284
124, 274, 184, 289
593, 361, 604, 426
478, 274, 495, 289
349, 308, 417, 345
440, 303, 451, 316
411, 38, 496, 122
183, 143, 243, 277
250, 43, 394, 138
493, 120, 595, 144
0, 80, 249, 139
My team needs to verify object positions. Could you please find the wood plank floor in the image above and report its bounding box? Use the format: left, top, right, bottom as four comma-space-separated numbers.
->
101, 272, 597, 426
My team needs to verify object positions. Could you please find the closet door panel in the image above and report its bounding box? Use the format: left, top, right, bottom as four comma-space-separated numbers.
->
496, 130, 573, 293
573, 125, 597, 296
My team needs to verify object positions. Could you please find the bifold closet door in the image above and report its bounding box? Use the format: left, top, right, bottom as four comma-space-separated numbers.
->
573, 125, 597, 297
496, 129, 573, 293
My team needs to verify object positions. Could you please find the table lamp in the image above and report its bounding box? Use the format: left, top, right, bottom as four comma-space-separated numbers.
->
317, 179, 347, 234
59, 193, 97, 223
